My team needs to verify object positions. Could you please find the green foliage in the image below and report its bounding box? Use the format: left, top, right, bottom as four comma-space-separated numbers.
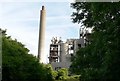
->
52, 70, 58, 80
57, 68, 68, 80
42, 64, 55, 81
54, 68, 79, 81
2, 29, 54, 81
70, 2, 120, 81
55, 75, 80, 81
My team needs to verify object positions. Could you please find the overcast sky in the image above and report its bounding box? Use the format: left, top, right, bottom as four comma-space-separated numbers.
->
0, 0, 80, 63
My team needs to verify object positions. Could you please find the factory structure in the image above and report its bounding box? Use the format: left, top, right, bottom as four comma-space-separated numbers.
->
48, 27, 91, 70
38, 6, 46, 63
38, 6, 91, 69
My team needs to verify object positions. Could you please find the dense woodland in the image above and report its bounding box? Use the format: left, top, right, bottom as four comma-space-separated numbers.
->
2, 29, 54, 81
1, 2, 120, 81
70, 2, 120, 81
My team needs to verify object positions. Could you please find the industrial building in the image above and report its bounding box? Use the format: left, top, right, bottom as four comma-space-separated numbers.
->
48, 27, 91, 70
48, 37, 85, 70
37, 6, 91, 65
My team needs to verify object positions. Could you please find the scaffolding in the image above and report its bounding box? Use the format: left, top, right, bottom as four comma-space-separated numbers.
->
48, 37, 62, 63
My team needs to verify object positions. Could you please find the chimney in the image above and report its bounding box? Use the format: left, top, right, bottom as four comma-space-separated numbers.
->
38, 6, 46, 63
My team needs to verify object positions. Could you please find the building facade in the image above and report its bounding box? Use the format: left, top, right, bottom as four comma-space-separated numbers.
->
48, 27, 92, 70
48, 37, 85, 70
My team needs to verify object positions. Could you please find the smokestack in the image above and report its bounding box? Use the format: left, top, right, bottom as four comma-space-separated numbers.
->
38, 6, 46, 63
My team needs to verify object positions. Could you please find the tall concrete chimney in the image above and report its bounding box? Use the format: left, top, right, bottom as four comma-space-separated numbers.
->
38, 6, 46, 63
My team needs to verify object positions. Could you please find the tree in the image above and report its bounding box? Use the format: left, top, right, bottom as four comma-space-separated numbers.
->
70, 2, 120, 81
56, 68, 68, 80
1, 29, 54, 81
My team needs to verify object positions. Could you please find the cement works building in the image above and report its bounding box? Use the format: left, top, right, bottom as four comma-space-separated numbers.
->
48, 28, 91, 70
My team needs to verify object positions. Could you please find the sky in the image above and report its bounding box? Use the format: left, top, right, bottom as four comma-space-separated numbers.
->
0, 0, 80, 63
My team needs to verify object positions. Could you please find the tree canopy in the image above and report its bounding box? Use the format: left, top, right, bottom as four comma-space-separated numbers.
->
70, 2, 120, 81
1, 29, 54, 81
